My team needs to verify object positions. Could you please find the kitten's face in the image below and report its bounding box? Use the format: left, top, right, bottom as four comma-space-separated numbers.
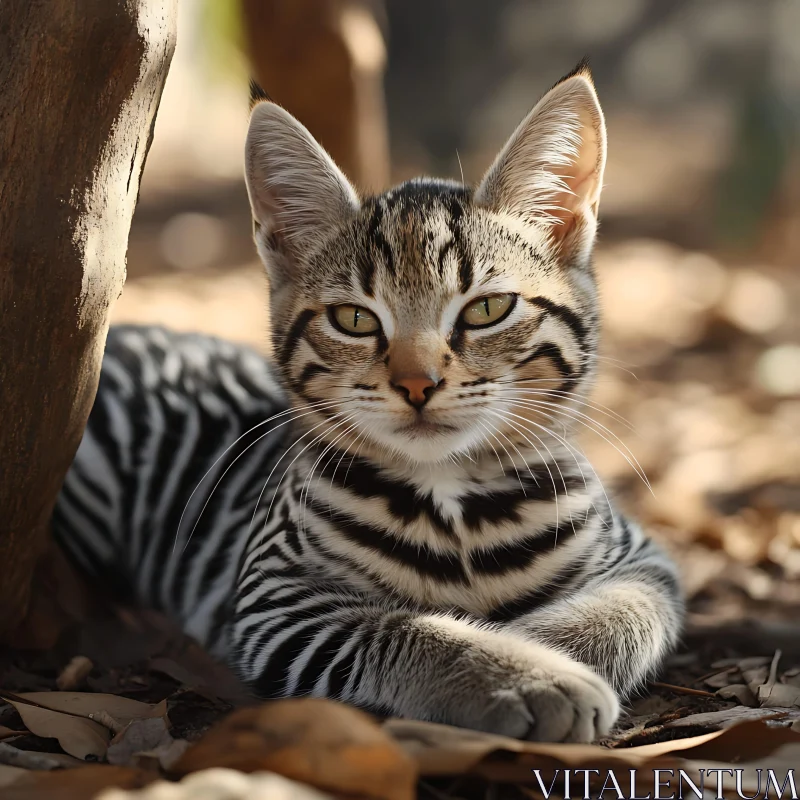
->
245, 65, 606, 465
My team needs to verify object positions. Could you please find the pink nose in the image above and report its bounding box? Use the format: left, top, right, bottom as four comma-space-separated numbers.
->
391, 375, 440, 408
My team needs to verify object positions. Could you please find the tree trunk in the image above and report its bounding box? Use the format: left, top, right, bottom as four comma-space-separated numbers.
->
241, 0, 390, 193
0, 0, 177, 639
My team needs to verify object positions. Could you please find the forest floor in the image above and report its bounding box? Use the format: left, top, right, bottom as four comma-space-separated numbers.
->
2, 240, 799, 798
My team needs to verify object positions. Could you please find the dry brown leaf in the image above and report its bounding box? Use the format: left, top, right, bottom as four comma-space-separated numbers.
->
664, 706, 799, 729
386, 717, 800, 788
133, 738, 191, 772
107, 716, 178, 768
717, 684, 758, 706
2, 765, 156, 800
0, 691, 171, 760
743, 665, 771, 693
385, 718, 725, 778
704, 669, 737, 689
173, 699, 417, 800
759, 682, 800, 707
3, 699, 109, 760
16, 692, 167, 728
734, 656, 774, 670
666, 719, 800, 762
0, 725, 22, 740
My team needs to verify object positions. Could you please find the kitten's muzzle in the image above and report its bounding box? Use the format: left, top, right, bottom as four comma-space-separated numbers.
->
390, 374, 442, 409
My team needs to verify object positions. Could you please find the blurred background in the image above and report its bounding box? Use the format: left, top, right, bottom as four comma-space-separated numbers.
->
115, 0, 800, 629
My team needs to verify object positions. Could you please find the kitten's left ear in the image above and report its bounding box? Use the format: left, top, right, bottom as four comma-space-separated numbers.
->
475, 62, 606, 266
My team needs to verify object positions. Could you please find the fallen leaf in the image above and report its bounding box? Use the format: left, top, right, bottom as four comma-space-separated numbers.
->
704, 669, 737, 689
732, 656, 773, 670
759, 682, 800, 707
743, 665, 771, 693
173, 699, 417, 800
664, 705, 800, 729
0, 690, 172, 760
15, 692, 167, 728
0, 726, 23, 741
96, 767, 333, 800
385, 717, 724, 778
134, 738, 190, 772
386, 716, 800, 787
717, 684, 758, 706
107, 717, 176, 768
2, 700, 108, 760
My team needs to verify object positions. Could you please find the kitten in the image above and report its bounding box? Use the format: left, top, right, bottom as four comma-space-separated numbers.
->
55, 63, 683, 742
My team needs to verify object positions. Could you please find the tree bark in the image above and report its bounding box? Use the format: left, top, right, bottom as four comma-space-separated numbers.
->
241, 0, 391, 193
0, 1, 177, 639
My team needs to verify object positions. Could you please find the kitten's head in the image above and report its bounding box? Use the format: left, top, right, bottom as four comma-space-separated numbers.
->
244, 64, 606, 465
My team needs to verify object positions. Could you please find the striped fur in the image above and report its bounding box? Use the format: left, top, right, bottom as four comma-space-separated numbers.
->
55, 65, 683, 742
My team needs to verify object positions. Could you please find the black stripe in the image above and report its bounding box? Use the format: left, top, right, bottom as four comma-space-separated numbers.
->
311, 502, 466, 583
294, 362, 331, 393
326, 626, 368, 700
318, 454, 456, 538
438, 238, 455, 275
470, 510, 594, 576
485, 561, 589, 622
516, 341, 581, 393
52, 504, 137, 603
525, 296, 588, 346
68, 460, 113, 507
252, 611, 337, 698
460, 468, 583, 532
164, 401, 255, 609
279, 309, 316, 365
445, 196, 474, 294
292, 623, 356, 696
360, 202, 393, 294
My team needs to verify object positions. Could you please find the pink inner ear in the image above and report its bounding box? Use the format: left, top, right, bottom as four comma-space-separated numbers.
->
548, 113, 602, 244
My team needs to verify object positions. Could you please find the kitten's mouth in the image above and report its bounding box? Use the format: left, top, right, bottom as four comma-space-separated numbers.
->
396, 418, 457, 436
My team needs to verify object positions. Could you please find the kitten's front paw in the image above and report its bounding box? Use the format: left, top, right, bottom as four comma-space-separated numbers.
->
480, 661, 618, 742
455, 644, 619, 743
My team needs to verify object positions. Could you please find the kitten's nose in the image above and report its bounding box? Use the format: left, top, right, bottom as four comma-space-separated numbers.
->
391, 375, 441, 408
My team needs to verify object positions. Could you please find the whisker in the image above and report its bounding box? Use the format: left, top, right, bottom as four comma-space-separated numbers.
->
175, 398, 345, 554
248, 410, 350, 543
489, 407, 616, 528
297, 417, 359, 536
485, 409, 567, 530
495, 383, 633, 429
474, 419, 523, 491
501, 397, 651, 491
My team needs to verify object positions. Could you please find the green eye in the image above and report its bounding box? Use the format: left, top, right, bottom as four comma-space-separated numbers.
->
330, 304, 381, 335
460, 294, 516, 328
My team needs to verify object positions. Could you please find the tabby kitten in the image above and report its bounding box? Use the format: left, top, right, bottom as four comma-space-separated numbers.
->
55, 64, 683, 743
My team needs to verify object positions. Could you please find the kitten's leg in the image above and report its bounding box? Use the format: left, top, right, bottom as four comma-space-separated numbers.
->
508, 523, 684, 698
232, 582, 618, 742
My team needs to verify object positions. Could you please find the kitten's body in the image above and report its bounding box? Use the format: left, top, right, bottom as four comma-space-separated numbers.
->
55, 66, 684, 742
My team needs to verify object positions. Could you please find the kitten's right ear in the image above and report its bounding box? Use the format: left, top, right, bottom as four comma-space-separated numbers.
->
244, 101, 360, 279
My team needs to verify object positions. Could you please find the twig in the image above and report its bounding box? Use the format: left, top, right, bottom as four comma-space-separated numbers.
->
767, 649, 782, 687
650, 681, 718, 698
0, 742, 61, 771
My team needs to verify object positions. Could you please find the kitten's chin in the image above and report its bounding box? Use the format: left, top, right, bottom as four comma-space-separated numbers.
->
372, 422, 486, 465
